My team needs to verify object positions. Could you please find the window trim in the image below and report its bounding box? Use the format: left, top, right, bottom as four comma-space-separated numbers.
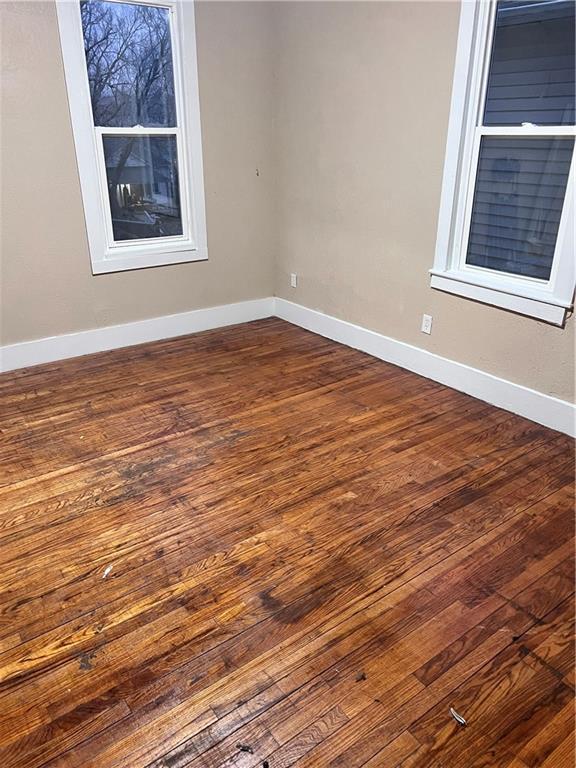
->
56, 0, 207, 274
432, 0, 575, 326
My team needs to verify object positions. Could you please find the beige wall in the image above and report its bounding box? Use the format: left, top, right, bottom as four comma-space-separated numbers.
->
0, 1, 275, 344
274, 1, 575, 403
1, 1, 574, 403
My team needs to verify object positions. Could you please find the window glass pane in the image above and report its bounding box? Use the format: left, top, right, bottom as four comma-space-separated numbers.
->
484, 0, 575, 126
102, 135, 182, 241
465, 136, 574, 280
81, 0, 176, 127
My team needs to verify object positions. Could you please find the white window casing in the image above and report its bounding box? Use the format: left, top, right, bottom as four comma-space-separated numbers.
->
57, 0, 207, 274
432, 0, 575, 326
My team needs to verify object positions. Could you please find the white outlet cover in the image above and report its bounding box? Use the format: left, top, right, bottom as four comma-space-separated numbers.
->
421, 314, 433, 334
290, 273, 298, 288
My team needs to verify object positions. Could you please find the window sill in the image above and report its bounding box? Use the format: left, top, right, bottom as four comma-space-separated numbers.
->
92, 247, 208, 275
430, 271, 570, 326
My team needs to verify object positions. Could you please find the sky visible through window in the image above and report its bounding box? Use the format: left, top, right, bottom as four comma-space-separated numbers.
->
81, 0, 176, 127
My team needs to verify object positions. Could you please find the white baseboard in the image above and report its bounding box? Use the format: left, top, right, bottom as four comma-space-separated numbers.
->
1, 294, 573, 436
0, 297, 274, 373
273, 298, 576, 437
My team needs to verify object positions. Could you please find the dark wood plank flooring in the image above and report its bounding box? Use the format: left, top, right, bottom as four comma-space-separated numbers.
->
0, 318, 574, 767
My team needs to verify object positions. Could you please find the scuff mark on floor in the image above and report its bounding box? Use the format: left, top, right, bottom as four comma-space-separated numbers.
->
79, 650, 96, 671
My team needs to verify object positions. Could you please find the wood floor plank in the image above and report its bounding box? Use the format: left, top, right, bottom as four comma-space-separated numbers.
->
362, 731, 421, 766
408, 643, 572, 767
518, 700, 575, 767
539, 729, 576, 768
0, 318, 573, 768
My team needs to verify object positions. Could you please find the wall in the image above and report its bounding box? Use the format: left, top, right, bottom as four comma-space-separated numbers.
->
1, 0, 573, 404
0, 1, 275, 345
273, 1, 575, 403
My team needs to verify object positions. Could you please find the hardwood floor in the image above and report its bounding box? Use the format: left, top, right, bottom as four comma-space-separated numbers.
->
0, 318, 573, 768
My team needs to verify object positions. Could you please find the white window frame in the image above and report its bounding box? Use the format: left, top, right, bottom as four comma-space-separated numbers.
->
57, 0, 207, 274
432, 0, 575, 326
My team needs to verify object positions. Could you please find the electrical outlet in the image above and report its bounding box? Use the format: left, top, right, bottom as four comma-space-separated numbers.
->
421, 314, 433, 335
290, 273, 298, 288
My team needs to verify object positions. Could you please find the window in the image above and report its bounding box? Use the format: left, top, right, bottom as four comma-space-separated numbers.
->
432, 0, 575, 325
57, 0, 207, 273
